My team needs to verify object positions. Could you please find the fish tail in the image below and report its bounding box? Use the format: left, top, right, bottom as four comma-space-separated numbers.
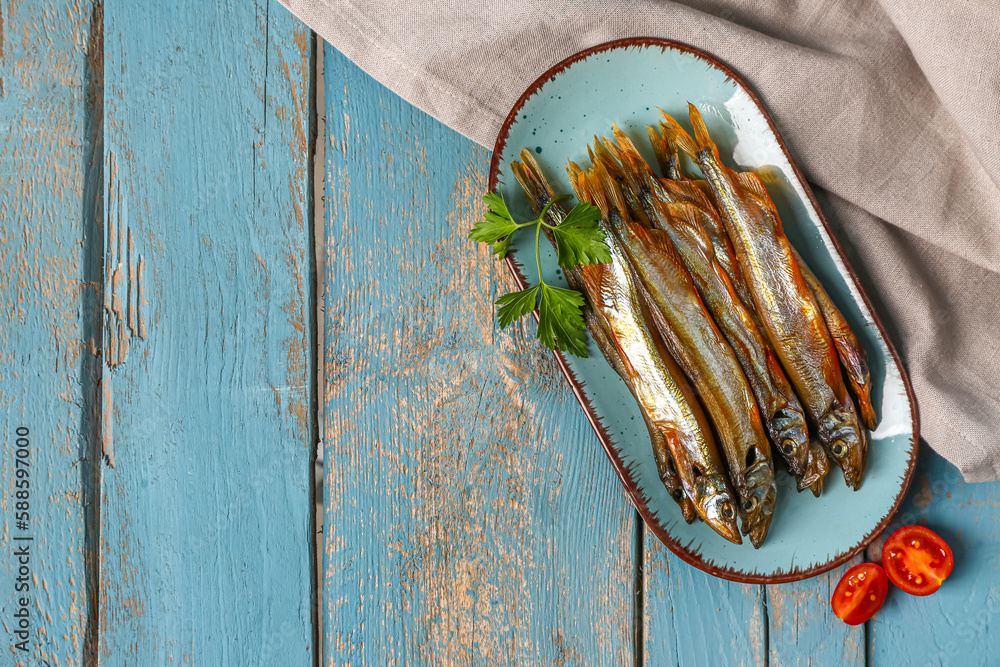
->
646, 124, 665, 163
686, 103, 721, 159
593, 158, 628, 216
649, 123, 682, 180
611, 123, 643, 163
517, 148, 555, 196
611, 124, 657, 186
659, 113, 700, 160
580, 170, 610, 218
605, 137, 646, 199
592, 137, 625, 180
607, 127, 658, 195
512, 153, 554, 212
566, 160, 586, 201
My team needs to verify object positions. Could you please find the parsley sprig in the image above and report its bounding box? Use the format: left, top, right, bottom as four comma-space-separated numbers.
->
469, 187, 611, 358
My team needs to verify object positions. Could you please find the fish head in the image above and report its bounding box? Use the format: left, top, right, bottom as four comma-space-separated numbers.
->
796, 440, 830, 497
737, 460, 777, 549
819, 407, 868, 490
691, 473, 742, 545
770, 406, 810, 479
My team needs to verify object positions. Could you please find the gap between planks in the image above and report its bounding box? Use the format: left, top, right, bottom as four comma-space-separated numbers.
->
310, 31, 327, 667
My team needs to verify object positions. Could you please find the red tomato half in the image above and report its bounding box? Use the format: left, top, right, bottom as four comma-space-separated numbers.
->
831, 563, 889, 625
882, 525, 954, 596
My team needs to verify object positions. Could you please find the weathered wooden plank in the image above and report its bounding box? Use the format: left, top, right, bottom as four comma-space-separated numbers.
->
323, 46, 636, 665
0, 0, 97, 663
644, 537, 767, 666
869, 445, 1000, 666
767, 557, 865, 666
98, 1, 316, 663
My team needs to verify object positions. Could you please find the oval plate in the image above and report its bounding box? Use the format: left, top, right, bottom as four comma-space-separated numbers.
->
488, 38, 919, 583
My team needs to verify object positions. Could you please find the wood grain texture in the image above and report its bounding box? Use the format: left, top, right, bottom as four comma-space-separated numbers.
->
0, 0, 96, 663
869, 445, 1000, 666
767, 557, 864, 666
98, 1, 316, 663
322, 46, 635, 666
644, 537, 767, 666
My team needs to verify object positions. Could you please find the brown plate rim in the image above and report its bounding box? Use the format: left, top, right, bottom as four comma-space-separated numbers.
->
487, 36, 919, 584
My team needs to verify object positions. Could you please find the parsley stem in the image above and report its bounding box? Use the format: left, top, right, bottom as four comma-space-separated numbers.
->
534, 196, 567, 287
534, 216, 545, 287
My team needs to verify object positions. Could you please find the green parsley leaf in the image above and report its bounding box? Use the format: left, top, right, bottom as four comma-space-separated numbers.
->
469, 189, 521, 246
550, 202, 611, 269
491, 236, 512, 257
469, 175, 609, 359
495, 285, 540, 329
537, 284, 588, 358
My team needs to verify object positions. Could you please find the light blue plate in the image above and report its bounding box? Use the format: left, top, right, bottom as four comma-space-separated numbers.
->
488, 39, 918, 582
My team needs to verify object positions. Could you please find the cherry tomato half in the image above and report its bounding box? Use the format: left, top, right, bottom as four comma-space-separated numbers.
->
831, 563, 889, 625
882, 524, 954, 596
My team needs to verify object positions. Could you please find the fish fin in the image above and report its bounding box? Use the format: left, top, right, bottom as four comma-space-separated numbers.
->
565, 161, 586, 201
646, 124, 668, 172
659, 113, 700, 160
659, 179, 717, 216
681, 498, 697, 523
628, 222, 686, 267
579, 262, 611, 311
593, 158, 628, 216
687, 103, 721, 159
857, 394, 878, 432
658, 121, 687, 178
606, 138, 647, 203
611, 123, 644, 165
600, 136, 623, 166
658, 109, 684, 131
660, 202, 716, 257
579, 169, 609, 218
511, 158, 553, 213
734, 171, 776, 209
516, 149, 555, 197
650, 122, 683, 180
592, 137, 624, 180
692, 179, 716, 202
610, 128, 652, 180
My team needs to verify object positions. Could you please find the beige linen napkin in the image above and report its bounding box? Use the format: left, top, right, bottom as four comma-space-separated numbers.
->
282, 0, 1000, 481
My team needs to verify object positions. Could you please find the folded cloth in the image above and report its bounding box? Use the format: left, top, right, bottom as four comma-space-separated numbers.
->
281, 0, 1000, 481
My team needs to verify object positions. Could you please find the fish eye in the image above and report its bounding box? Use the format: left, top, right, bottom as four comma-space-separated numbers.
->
743, 497, 757, 512
831, 441, 847, 457
721, 502, 735, 521
780, 440, 795, 456
671, 489, 683, 501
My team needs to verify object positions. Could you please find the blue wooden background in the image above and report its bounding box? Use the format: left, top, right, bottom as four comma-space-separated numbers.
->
1, 1, 998, 665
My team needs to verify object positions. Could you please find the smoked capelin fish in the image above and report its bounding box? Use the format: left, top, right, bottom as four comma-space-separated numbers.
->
663, 104, 868, 490
791, 247, 878, 431
586, 160, 776, 548
511, 150, 704, 539
503, 105, 876, 546
576, 168, 743, 544
606, 131, 818, 494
